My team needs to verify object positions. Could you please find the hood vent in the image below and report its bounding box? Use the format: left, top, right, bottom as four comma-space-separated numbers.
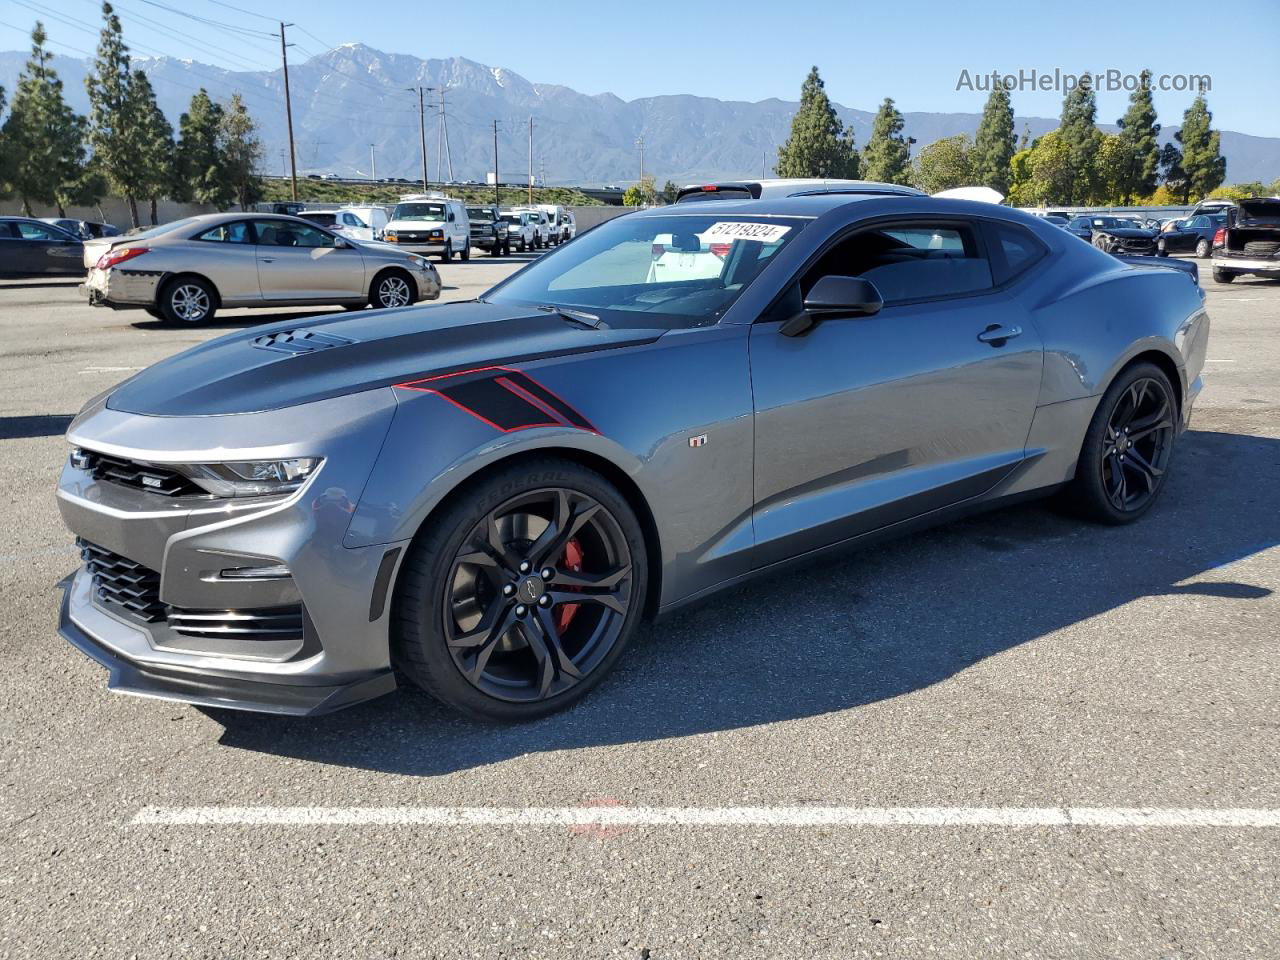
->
252, 329, 358, 355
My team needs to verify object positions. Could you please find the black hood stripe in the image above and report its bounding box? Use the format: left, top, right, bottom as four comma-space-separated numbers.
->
395, 367, 597, 434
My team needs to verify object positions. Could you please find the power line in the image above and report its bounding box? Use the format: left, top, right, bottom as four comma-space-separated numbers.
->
131, 0, 278, 39
204, 0, 279, 23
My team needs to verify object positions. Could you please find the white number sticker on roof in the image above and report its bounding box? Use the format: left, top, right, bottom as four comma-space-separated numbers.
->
701, 222, 792, 244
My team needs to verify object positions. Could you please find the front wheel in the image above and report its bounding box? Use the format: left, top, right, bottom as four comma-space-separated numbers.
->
393, 457, 648, 721
371, 270, 414, 309
159, 277, 216, 325
1195, 238, 1210, 259
1156, 239, 1167, 256
1066, 363, 1177, 525
439, 241, 452, 263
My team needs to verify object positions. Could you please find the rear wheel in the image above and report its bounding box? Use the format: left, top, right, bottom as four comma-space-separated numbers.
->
394, 457, 648, 721
371, 270, 414, 309
1066, 363, 1177, 524
1195, 238, 1210, 258
1212, 267, 1237, 283
159, 276, 216, 325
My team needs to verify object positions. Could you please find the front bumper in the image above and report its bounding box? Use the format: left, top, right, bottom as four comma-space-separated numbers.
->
55, 391, 408, 715
1211, 256, 1280, 275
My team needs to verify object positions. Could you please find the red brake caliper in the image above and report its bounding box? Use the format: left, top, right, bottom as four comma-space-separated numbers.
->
555, 538, 584, 633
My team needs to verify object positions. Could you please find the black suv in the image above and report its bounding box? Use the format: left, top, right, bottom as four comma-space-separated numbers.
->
466, 204, 510, 257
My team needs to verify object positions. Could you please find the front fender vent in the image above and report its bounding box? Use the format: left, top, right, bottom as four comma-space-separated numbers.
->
251, 329, 358, 355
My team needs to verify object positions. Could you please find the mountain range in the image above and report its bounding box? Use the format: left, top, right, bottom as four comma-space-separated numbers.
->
2, 43, 1277, 187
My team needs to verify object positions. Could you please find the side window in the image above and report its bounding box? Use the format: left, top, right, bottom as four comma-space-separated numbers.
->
196, 222, 251, 244
986, 222, 1045, 286
258, 221, 335, 248
16, 221, 60, 240
801, 221, 992, 304
0, 223, 17, 239
342, 212, 365, 228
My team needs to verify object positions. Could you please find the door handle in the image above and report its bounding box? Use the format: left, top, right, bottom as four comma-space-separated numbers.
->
977, 323, 1022, 345
259, 257, 275, 263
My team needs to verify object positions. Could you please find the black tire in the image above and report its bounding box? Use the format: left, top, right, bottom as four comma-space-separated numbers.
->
460, 243, 471, 262
1212, 267, 1237, 283
1195, 238, 1210, 259
520, 238, 528, 253
144, 306, 164, 320
1066, 362, 1177, 525
370, 269, 415, 309
393, 457, 648, 722
1242, 240, 1280, 257
1156, 239, 1167, 256
489, 242, 503, 257
439, 240, 452, 263
158, 275, 216, 325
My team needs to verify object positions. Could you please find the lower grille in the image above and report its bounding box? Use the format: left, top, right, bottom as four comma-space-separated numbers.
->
83, 450, 208, 498
79, 538, 166, 621
78, 539, 304, 641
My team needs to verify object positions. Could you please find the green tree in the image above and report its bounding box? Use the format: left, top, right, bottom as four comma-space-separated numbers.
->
912, 134, 974, 194
1006, 146, 1035, 206
1177, 92, 1226, 202
1159, 142, 1188, 202
1010, 130, 1074, 205
775, 66, 859, 179
1058, 77, 1101, 204
126, 69, 173, 223
0, 86, 9, 199
1207, 181, 1266, 202
173, 89, 227, 206
660, 179, 680, 204
1113, 70, 1161, 204
2, 23, 86, 216
862, 97, 911, 184
622, 175, 656, 206
85, 2, 143, 226
219, 93, 262, 210
972, 85, 1015, 194
1092, 133, 1129, 204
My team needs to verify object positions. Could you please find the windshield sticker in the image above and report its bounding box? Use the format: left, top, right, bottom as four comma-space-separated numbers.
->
702, 222, 792, 244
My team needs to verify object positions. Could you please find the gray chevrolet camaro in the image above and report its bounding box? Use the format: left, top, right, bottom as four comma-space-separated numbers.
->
56, 194, 1210, 721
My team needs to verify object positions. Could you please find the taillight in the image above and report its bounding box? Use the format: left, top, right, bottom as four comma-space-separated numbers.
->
700, 185, 717, 192
96, 246, 149, 270
1212, 228, 1225, 246
709, 243, 732, 259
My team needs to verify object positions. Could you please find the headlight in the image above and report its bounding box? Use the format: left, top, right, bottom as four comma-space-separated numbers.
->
177, 458, 322, 498
383, 231, 398, 242
406, 254, 429, 267
429, 229, 443, 239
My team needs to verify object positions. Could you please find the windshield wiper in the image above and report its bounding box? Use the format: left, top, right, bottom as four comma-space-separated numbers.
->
535, 304, 609, 330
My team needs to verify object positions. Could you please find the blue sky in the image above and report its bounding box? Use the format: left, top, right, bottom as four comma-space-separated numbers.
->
2, 0, 1278, 136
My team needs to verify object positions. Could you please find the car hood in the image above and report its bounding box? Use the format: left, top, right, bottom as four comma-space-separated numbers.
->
106, 302, 666, 417
1095, 228, 1155, 239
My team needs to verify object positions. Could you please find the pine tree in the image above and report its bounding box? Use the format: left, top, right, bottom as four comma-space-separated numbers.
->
127, 69, 173, 223
972, 86, 1015, 194
1114, 70, 1161, 204
219, 93, 262, 211
0, 86, 11, 199
1058, 78, 1102, 205
912, 135, 974, 194
85, 2, 143, 226
1159, 142, 1188, 202
2, 23, 86, 216
861, 98, 911, 185
1177, 92, 1226, 202
173, 89, 227, 206
775, 67, 859, 179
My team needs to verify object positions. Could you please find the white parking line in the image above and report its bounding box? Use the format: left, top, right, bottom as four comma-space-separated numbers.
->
131, 806, 1280, 828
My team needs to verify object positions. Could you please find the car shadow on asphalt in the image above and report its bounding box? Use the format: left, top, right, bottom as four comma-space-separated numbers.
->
0, 278, 83, 289
129, 308, 350, 332
209, 428, 1279, 776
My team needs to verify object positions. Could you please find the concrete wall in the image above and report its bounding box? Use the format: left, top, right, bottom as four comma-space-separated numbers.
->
568, 205, 632, 232
0, 198, 217, 228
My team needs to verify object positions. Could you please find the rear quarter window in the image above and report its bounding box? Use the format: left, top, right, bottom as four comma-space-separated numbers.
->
985, 222, 1047, 286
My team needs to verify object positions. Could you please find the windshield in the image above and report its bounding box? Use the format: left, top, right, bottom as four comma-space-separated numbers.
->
467, 208, 495, 221
392, 203, 447, 221
500, 214, 523, 225
485, 213, 806, 330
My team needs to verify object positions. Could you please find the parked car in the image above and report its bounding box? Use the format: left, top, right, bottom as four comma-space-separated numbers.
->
382, 194, 471, 262
1187, 198, 1235, 219
1089, 218, 1158, 256
56, 194, 1207, 720
79, 212, 440, 324
1211, 197, 1280, 282
298, 208, 383, 243
40, 218, 121, 240
0, 216, 84, 275
342, 204, 390, 241
466, 204, 511, 256
675, 178, 924, 203
255, 201, 308, 217
499, 210, 538, 252
510, 208, 551, 248
1157, 213, 1228, 257
1041, 213, 1071, 227
534, 204, 575, 244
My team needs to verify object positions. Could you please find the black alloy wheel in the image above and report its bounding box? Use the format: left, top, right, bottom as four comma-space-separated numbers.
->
1068, 363, 1177, 524
394, 459, 647, 720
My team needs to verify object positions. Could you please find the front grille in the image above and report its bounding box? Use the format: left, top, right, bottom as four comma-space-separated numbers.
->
395, 232, 430, 242
79, 538, 166, 621
1124, 238, 1154, 250
83, 450, 207, 498
167, 607, 304, 642
78, 538, 305, 640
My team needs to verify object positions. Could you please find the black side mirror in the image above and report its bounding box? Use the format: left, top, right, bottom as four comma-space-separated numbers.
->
781, 275, 883, 337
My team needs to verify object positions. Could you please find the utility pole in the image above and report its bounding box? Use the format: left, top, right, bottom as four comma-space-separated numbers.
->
369, 143, 376, 183
527, 116, 534, 204
438, 88, 454, 183
279, 22, 298, 201
492, 120, 501, 207
408, 86, 432, 193
635, 136, 645, 185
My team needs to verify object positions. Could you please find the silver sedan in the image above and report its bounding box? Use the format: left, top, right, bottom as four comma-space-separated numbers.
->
80, 212, 441, 324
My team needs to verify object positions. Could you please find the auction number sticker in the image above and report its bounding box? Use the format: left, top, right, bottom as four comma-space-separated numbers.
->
702, 222, 792, 244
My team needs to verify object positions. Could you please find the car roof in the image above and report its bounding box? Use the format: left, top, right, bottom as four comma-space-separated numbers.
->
677, 178, 925, 202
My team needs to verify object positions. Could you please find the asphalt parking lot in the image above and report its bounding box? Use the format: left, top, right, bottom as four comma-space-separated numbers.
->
1, 256, 1278, 958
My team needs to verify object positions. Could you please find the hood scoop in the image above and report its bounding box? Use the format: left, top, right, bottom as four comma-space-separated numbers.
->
252, 329, 358, 355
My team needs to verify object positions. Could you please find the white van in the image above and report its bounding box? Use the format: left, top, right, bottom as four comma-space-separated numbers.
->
383, 194, 471, 261
534, 204, 572, 245
340, 204, 390, 241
